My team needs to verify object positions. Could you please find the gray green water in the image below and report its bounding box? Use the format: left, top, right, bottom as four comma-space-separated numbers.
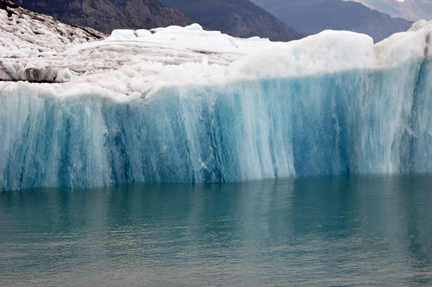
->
1, 174, 432, 286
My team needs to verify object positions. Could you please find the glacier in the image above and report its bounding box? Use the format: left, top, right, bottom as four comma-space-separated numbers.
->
1, 14, 432, 190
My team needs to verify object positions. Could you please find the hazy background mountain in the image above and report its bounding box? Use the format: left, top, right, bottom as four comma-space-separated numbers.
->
11, 0, 306, 41
11, 0, 192, 34
249, 0, 413, 42
157, 0, 306, 41
345, 0, 432, 21
9, 0, 415, 43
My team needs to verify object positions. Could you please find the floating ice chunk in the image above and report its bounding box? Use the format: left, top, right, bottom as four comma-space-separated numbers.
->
375, 20, 432, 67
146, 24, 238, 48
185, 23, 203, 31
227, 30, 375, 80
16, 67, 26, 81
39, 51, 57, 56
109, 29, 137, 40
56, 68, 72, 82
4, 18, 432, 190
24, 62, 36, 70
151, 25, 184, 33
0, 60, 16, 79
0, 60, 72, 82
14, 63, 24, 74
408, 20, 431, 32
0, 70, 11, 80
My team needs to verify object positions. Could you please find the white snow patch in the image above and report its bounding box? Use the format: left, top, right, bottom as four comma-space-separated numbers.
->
1, 4, 432, 102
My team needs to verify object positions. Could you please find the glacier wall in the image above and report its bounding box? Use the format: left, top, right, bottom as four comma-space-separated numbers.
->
1, 22, 432, 191
1, 59, 432, 191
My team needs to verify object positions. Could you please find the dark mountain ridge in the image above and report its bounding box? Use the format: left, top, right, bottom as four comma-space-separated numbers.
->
11, 0, 193, 34
157, 0, 307, 41
11, 0, 305, 41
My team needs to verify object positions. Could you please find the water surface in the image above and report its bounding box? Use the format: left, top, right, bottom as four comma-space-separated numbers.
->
1, 174, 432, 286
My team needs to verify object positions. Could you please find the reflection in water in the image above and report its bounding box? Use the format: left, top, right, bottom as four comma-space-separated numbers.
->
1, 175, 432, 286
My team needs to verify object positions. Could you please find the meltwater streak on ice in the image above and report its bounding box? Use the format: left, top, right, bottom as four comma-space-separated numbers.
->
0, 23, 432, 190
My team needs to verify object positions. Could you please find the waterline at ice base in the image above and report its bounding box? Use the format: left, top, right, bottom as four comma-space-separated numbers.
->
1, 17, 432, 191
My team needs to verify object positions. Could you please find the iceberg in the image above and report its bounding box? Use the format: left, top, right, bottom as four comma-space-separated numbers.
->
1, 11, 432, 190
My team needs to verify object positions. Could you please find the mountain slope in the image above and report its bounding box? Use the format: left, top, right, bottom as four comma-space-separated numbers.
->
1, 0, 106, 82
346, 0, 432, 22
158, 0, 306, 41
250, 0, 413, 42
11, 0, 192, 34
0, 0, 105, 56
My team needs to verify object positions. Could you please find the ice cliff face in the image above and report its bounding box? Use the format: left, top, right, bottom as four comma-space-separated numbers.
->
1, 12, 432, 190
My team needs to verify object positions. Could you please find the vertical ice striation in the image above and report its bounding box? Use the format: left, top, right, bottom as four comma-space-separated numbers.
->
1, 22, 432, 191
